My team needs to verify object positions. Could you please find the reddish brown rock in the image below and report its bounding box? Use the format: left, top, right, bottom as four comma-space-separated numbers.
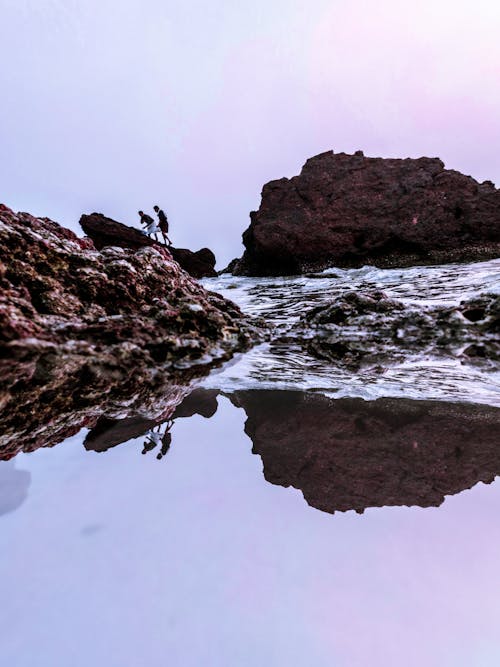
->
0, 204, 263, 459
80, 212, 216, 278
233, 390, 500, 513
232, 151, 500, 275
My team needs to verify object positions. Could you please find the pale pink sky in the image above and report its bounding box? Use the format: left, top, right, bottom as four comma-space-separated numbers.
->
1, 0, 499, 265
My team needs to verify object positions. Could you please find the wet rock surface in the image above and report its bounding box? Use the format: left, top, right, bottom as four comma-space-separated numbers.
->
0, 204, 264, 459
232, 390, 500, 513
80, 212, 217, 278
284, 290, 500, 368
232, 151, 500, 275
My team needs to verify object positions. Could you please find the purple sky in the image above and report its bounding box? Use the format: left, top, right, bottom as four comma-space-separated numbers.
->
2, 0, 499, 266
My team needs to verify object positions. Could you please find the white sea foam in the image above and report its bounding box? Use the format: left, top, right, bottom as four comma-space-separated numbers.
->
202, 259, 500, 406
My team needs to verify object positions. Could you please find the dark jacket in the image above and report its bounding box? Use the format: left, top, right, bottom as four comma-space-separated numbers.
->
157, 209, 169, 232
140, 213, 154, 227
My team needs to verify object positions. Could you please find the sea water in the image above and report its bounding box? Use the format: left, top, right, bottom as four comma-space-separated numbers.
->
1, 259, 500, 667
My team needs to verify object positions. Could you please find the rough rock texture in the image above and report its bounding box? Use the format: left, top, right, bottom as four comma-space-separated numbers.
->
80, 212, 217, 278
0, 204, 263, 459
232, 390, 500, 513
232, 151, 500, 275
284, 290, 500, 368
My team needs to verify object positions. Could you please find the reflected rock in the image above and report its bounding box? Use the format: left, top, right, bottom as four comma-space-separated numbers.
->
173, 389, 220, 419
84, 415, 159, 453
232, 391, 500, 513
84, 388, 220, 453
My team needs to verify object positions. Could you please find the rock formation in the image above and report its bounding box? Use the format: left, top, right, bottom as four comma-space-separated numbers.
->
80, 212, 217, 278
169, 247, 216, 279
231, 151, 500, 275
0, 204, 262, 459
285, 290, 500, 368
232, 390, 500, 513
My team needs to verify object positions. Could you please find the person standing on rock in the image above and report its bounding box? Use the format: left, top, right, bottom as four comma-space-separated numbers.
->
138, 210, 159, 241
154, 205, 171, 246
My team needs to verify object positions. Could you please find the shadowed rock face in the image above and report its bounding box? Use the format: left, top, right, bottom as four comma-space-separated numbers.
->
232, 151, 500, 275
169, 247, 216, 279
232, 390, 500, 513
80, 213, 217, 278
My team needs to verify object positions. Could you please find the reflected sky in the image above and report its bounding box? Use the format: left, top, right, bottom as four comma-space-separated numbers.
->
1, 394, 500, 666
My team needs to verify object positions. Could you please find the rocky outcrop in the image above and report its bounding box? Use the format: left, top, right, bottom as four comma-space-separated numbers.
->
232, 390, 500, 513
169, 247, 216, 279
284, 290, 500, 368
0, 204, 263, 459
79, 212, 154, 251
80, 212, 217, 278
231, 151, 500, 275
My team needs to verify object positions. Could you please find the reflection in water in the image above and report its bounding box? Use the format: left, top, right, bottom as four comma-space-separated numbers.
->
2, 378, 500, 515
232, 391, 500, 513
81, 389, 219, 456
0, 461, 31, 517
84, 415, 159, 453
142, 420, 173, 460
81, 388, 500, 513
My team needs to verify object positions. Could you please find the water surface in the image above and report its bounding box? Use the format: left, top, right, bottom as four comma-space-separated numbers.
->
2, 259, 500, 666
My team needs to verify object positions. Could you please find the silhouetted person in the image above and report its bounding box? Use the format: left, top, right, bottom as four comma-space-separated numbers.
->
138, 210, 159, 241
153, 205, 171, 246
142, 420, 174, 459
156, 432, 172, 460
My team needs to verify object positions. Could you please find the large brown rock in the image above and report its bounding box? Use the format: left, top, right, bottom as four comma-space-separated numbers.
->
80, 212, 154, 251
0, 204, 262, 459
233, 390, 500, 513
232, 151, 500, 275
80, 213, 217, 278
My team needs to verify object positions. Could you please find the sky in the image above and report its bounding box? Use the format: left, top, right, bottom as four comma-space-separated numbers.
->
1, 0, 499, 266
